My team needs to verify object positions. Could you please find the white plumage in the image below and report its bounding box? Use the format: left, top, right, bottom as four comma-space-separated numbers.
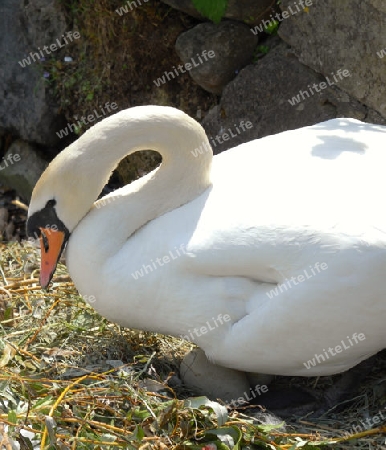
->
28, 106, 386, 377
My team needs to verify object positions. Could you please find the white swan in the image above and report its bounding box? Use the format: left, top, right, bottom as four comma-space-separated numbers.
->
27, 106, 386, 378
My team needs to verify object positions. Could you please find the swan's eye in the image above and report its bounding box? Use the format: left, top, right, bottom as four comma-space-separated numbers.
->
45, 199, 56, 209
41, 230, 49, 253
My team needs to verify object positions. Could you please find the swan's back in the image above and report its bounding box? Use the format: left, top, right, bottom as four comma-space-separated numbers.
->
66, 116, 386, 376
210, 118, 386, 228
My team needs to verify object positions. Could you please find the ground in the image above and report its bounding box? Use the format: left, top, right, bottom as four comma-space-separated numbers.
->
0, 1, 385, 447
0, 240, 385, 449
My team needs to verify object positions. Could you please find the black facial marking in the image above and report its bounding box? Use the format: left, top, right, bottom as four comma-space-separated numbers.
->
41, 230, 49, 253
27, 199, 70, 246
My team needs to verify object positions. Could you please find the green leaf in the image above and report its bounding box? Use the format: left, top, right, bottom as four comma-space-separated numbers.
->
265, 20, 279, 34
206, 426, 242, 449
133, 425, 145, 441
34, 395, 54, 410
184, 396, 228, 426
129, 407, 152, 421
191, 0, 228, 23
7, 409, 17, 424
257, 45, 270, 55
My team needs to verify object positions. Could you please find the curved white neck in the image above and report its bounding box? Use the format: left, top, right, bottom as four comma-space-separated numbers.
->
35, 106, 212, 238
50, 106, 213, 332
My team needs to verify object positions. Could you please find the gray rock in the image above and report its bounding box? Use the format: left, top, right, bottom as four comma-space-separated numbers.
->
180, 348, 250, 403
278, 0, 386, 119
162, 0, 277, 25
0, 208, 8, 236
0, 128, 5, 155
139, 379, 171, 394
0, 0, 69, 145
369, 0, 386, 13
0, 140, 48, 201
202, 41, 386, 154
176, 21, 258, 94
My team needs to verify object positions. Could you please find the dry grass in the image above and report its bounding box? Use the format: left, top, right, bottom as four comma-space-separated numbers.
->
0, 240, 385, 449
49, 0, 217, 130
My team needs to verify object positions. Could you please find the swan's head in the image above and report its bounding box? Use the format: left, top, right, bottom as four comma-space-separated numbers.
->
26, 133, 106, 290
27, 105, 212, 289
27, 197, 71, 289
26, 113, 120, 289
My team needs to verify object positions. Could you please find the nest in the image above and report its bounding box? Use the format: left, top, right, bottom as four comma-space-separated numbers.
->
0, 241, 385, 449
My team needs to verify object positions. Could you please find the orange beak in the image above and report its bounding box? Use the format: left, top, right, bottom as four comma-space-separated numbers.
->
39, 227, 66, 289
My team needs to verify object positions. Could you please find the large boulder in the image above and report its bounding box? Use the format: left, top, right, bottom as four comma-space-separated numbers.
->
176, 21, 258, 94
202, 41, 386, 154
278, 0, 386, 118
0, 0, 69, 145
0, 140, 48, 201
